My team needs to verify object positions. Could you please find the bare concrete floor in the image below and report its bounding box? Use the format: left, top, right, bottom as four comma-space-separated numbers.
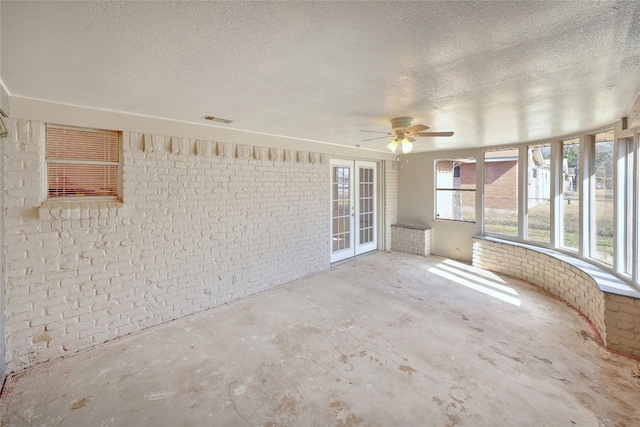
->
1, 252, 640, 426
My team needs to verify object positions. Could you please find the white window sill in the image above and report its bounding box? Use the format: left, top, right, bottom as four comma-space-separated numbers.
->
39, 200, 124, 220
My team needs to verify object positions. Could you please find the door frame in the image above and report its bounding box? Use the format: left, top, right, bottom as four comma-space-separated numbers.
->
330, 159, 355, 263
330, 159, 379, 263
354, 160, 377, 255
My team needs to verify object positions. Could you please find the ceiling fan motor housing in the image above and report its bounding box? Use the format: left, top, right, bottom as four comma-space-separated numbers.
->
391, 117, 414, 133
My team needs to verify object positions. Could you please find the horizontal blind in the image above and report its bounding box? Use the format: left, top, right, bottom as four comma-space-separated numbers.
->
47, 126, 118, 162
48, 164, 117, 197
46, 126, 119, 198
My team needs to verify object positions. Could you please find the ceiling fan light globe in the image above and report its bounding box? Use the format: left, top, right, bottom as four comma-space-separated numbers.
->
401, 138, 413, 153
387, 139, 399, 153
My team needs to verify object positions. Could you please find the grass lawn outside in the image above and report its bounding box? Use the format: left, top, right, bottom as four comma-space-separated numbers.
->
483, 195, 614, 263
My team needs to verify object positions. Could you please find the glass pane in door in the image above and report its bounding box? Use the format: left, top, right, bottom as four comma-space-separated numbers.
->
332, 166, 351, 252
359, 167, 375, 245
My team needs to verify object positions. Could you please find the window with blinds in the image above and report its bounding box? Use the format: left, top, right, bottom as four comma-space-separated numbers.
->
46, 125, 120, 199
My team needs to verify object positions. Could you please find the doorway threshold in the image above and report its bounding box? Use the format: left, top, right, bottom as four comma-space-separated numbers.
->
330, 250, 379, 268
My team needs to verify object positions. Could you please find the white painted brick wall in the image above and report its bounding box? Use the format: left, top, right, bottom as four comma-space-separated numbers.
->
2, 119, 334, 371
384, 160, 398, 251
473, 238, 640, 358
472, 239, 606, 343
604, 294, 640, 358
391, 225, 431, 256
0, 123, 5, 384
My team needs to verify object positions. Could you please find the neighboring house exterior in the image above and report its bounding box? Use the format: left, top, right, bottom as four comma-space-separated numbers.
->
439, 149, 552, 214
477, 151, 518, 211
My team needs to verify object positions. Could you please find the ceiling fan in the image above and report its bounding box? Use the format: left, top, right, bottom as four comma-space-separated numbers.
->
361, 117, 454, 153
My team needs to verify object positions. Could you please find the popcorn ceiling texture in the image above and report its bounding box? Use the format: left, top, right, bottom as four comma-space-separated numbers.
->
1, 118, 355, 372
4, 2, 640, 150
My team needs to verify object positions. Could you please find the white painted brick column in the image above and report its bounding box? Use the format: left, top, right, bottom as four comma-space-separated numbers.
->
384, 160, 398, 251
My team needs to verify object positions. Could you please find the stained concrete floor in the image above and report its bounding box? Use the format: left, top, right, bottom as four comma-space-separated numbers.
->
1, 252, 640, 426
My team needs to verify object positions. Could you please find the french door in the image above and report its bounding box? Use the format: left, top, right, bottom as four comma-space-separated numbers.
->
330, 160, 377, 263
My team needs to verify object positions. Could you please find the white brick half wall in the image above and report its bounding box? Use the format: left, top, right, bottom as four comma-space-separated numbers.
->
473, 237, 640, 358
2, 119, 342, 371
391, 224, 431, 256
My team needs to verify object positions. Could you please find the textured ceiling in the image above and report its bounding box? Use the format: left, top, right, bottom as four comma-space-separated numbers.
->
2, 1, 640, 152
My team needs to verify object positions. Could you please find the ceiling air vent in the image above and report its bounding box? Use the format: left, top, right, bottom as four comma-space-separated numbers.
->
202, 115, 233, 124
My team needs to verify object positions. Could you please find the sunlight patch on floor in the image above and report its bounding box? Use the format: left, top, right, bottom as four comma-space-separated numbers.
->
429, 259, 521, 306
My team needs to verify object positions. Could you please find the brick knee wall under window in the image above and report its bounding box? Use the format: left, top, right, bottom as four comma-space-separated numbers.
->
604, 294, 640, 357
473, 237, 640, 358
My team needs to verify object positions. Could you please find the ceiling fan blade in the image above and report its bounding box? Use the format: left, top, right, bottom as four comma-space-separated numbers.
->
415, 131, 454, 137
407, 137, 416, 142
360, 130, 391, 134
405, 124, 429, 133
363, 135, 394, 141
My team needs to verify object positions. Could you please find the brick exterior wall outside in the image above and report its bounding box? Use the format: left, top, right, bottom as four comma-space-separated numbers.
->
458, 163, 476, 210
459, 161, 518, 210
391, 225, 431, 256
2, 119, 335, 372
473, 237, 640, 358
458, 162, 476, 190
483, 160, 518, 210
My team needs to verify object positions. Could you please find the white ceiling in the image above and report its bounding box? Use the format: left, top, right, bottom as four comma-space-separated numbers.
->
2, 1, 640, 152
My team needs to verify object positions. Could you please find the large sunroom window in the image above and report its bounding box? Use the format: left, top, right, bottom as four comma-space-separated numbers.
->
435, 159, 476, 222
619, 137, 635, 276
591, 130, 615, 265
560, 137, 580, 251
526, 144, 551, 243
470, 125, 640, 290
484, 149, 518, 237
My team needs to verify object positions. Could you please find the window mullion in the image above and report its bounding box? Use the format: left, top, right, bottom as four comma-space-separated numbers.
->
518, 145, 528, 240
627, 133, 640, 283
551, 140, 562, 247
579, 134, 592, 258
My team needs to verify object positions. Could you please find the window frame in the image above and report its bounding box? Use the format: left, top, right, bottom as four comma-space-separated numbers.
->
45, 124, 122, 201
434, 158, 477, 223
482, 147, 520, 238
476, 123, 640, 291
558, 136, 581, 253
525, 143, 552, 244
589, 129, 615, 265
616, 136, 635, 277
